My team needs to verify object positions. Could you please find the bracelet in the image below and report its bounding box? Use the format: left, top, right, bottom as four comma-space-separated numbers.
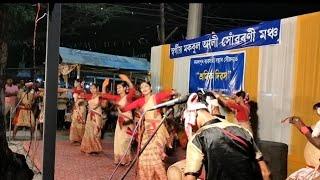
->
300, 126, 311, 135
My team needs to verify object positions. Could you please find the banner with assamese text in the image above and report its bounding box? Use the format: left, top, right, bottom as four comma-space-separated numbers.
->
170, 20, 280, 59
189, 52, 245, 94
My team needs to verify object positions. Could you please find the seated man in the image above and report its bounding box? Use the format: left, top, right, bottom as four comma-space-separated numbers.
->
168, 92, 270, 180
283, 102, 320, 179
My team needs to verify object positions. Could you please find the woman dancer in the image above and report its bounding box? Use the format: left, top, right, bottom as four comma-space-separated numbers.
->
122, 81, 175, 180
79, 83, 109, 154
213, 90, 252, 133
99, 74, 136, 165
69, 79, 87, 144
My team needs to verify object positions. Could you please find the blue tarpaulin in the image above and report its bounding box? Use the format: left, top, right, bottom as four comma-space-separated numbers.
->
59, 47, 150, 71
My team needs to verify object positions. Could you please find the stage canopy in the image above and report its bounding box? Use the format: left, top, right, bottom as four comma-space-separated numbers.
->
59, 47, 150, 71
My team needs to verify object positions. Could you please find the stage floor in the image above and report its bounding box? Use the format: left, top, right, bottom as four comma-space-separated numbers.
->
23, 131, 185, 180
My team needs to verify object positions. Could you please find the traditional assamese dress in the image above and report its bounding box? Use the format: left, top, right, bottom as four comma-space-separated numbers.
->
225, 100, 252, 133
101, 88, 136, 165
69, 88, 87, 143
80, 93, 109, 153
122, 90, 173, 180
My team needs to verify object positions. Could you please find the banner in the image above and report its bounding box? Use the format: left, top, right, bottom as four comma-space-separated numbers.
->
170, 20, 280, 59
189, 52, 245, 94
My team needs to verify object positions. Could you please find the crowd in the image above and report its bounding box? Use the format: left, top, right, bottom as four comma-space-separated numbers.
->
3, 73, 320, 180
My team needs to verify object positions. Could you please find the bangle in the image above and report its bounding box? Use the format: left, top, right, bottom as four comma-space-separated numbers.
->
300, 126, 311, 135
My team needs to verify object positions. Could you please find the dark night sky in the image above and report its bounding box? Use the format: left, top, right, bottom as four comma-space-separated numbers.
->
6, 3, 320, 69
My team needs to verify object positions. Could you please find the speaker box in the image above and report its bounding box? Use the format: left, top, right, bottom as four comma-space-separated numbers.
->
257, 140, 288, 180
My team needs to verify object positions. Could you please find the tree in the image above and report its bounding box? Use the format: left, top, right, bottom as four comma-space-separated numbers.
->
0, 4, 35, 72
61, 4, 128, 36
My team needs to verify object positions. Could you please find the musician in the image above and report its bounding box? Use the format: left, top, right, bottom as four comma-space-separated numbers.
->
284, 102, 320, 179
168, 92, 270, 180
12, 82, 36, 139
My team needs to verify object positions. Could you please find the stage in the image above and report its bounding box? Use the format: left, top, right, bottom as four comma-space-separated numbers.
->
22, 131, 185, 180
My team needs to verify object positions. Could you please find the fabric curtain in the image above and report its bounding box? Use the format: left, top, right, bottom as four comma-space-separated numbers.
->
172, 57, 190, 95
242, 47, 260, 101
160, 44, 174, 91
257, 17, 297, 148
150, 46, 162, 93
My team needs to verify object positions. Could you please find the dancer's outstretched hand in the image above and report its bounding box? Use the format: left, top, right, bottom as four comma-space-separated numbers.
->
103, 78, 109, 87
119, 74, 129, 82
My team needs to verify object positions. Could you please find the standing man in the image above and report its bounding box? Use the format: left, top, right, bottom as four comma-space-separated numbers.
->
12, 82, 36, 139
4, 78, 19, 128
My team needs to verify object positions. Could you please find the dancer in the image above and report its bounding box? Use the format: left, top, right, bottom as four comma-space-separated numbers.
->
283, 102, 320, 179
213, 90, 252, 133
12, 82, 36, 140
79, 83, 110, 154
121, 81, 175, 180
100, 74, 136, 165
69, 79, 87, 144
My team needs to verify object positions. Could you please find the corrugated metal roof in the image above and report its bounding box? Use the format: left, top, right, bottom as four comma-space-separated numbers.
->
59, 47, 150, 71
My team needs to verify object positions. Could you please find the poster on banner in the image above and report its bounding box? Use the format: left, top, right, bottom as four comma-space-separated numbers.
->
170, 20, 280, 59
189, 52, 245, 95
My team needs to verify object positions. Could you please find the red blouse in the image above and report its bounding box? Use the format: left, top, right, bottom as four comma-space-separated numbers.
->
226, 100, 250, 122
72, 88, 85, 94
99, 88, 136, 104
78, 93, 111, 102
122, 90, 173, 112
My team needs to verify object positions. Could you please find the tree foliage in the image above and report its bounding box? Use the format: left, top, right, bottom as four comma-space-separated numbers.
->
61, 4, 129, 36
0, 3, 129, 67
0, 3, 128, 42
0, 3, 35, 41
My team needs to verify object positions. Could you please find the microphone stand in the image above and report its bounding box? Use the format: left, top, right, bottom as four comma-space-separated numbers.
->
107, 111, 147, 180
120, 108, 173, 180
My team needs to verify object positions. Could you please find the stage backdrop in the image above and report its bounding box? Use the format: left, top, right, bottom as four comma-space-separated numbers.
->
150, 11, 320, 175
